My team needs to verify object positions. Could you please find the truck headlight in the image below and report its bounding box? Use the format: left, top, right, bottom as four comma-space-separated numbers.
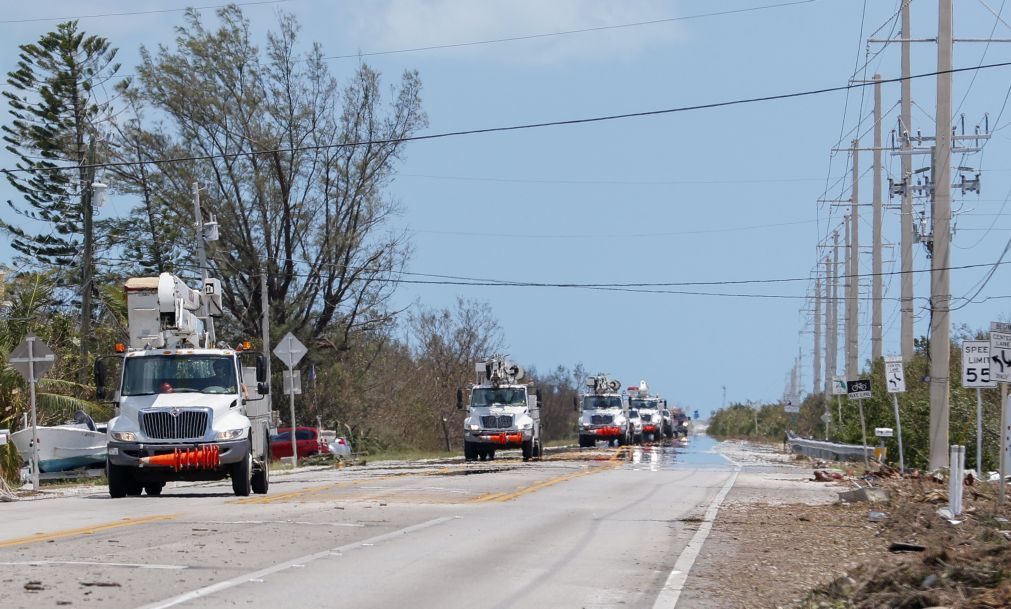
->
468, 424, 480, 431
215, 428, 246, 440
579, 421, 589, 428
520, 422, 533, 430
111, 431, 137, 442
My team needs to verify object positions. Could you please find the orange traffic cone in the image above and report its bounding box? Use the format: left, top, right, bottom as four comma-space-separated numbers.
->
140, 445, 220, 471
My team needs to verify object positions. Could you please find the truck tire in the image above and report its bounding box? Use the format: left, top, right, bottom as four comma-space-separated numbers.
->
144, 483, 164, 496
107, 460, 129, 498
522, 440, 533, 461
251, 457, 269, 495
533, 438, 543, 458
488, 450, 496, 461
126, 479, 144, 496
465, 443, 478, 461
231, 451, 252, 497
634, 433, 643, 445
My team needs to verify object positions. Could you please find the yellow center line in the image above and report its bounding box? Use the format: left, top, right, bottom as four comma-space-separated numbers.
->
0, 514, 178, 549
469, 459, 622, 504
233, 466, 459, 505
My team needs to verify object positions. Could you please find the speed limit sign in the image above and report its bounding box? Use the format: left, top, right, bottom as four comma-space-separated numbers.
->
963, 340, 997, 388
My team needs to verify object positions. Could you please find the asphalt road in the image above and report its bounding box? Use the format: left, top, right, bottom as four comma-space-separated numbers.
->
1, 437, 744, 609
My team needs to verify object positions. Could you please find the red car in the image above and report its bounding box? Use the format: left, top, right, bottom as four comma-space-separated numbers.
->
270, 427, 330, 460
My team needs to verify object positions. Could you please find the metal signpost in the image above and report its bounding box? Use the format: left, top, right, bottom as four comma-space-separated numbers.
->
990, 322, 1011, 505
273, 332, 307, 467
831, 376, 847, 424
963, 340, 995, 476
9, 334, 56, 491
884, 357, 906, 472
847, 379, 872, 469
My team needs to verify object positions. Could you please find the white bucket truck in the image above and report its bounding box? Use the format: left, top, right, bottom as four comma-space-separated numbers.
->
95, 273, 271, 497
458, 358, 543, 462
576, 374, 631, 448
627, 380, 664, 443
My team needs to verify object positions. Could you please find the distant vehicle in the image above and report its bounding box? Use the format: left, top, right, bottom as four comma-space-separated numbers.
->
627, 380, 664, 443
271, 427, 329, 460
659, 409, 674, 439
328, 436, 352, 457
627, 409, 644, 444
459, 357, 543, 462
576, 374, 630, 448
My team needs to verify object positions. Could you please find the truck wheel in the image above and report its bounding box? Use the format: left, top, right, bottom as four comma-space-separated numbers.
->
464, 443, 478, 461
251, 456, 269, 495
634, 434, 643, 445
522, 440, 533, 461
534, 439, 544, 458
231, 451, 252, 497
125, 479, 144, 496
144, 483, 164, 496
488, 450, 496, 461
107, 460, 129, 498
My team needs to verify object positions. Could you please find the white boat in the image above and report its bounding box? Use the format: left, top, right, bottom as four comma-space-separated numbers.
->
11, 422, 107, 473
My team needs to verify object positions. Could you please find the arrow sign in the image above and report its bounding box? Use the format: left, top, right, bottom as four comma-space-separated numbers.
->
990, 330, 1011, 383
9, 334, 55, 381
884, 357, 906, 394
273, 332, 307, 370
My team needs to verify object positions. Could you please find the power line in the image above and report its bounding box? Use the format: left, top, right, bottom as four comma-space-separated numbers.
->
0, 1, 288, 24
324, 0, 820, 60
6, 60, 1011, 176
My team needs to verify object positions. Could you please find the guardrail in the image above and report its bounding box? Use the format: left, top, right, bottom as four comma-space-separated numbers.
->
786, 434, 872, 462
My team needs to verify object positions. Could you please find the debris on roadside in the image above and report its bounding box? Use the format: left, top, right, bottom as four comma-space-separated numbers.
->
24, 581, 44, 592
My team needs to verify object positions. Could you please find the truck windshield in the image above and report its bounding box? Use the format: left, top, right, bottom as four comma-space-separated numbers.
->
123, 355, 238, 396
471, 388, 527, 406
583, 396, 622, 409
629, 399, 659, 410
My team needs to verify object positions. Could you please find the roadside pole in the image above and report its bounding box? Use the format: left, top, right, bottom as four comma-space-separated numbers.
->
9, 335, 55, 491
989, 324, 1011, 505
273, 332, 308, 468
847, 379, 872, 470
962, 340, 995, 477
977, 388, 984, 475
884, 356, 907, 472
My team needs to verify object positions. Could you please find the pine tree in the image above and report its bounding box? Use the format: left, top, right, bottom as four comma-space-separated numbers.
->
1, 21, 119, 267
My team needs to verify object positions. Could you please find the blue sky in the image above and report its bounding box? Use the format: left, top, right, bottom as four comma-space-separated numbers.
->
3, 0, 1011, 416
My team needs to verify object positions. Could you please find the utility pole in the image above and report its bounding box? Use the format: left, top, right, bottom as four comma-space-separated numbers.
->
260, 266, 272, 387
824, 255, 834, 395
847, 143, 860, 380
828, 230, 840, 390
192, 182, 215, 345
929, 0, 953, 470
872, 75, 884, 363
814, 276, 822, 394
899, 0, 915, 362
78, 137, 97, 385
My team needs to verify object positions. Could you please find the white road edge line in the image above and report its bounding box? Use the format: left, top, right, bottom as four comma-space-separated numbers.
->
652, 468, 740, 609
134, 516, 457, 609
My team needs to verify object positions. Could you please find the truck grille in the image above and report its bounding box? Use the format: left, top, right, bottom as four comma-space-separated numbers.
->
591, 414, 614, 424
481, 415, 513, 429
140, 409, 210, 440
641, 414, 653, 423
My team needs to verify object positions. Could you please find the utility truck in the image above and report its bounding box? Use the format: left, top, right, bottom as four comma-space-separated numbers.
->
95, 273, 271, 497
458, 358, 543, 462
627, 380, 665, 443
576, 374, 630, 447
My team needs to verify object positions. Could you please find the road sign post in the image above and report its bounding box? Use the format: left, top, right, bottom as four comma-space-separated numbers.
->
273, 332, 307, 467
884, 357, 906, 472
847, 379, 872, 470
990, 323, 1011, 505
963, 340, 995, 477
9, 334, 56, 491
832, 376, 847, 427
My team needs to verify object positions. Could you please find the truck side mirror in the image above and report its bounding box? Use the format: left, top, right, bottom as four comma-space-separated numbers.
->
536, 389, 543, 407
257, 382, 269, 395
456, 389, 464, 410
256, 354, 267, 383
94, 359, 107, 400
572, 396, 579, 411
